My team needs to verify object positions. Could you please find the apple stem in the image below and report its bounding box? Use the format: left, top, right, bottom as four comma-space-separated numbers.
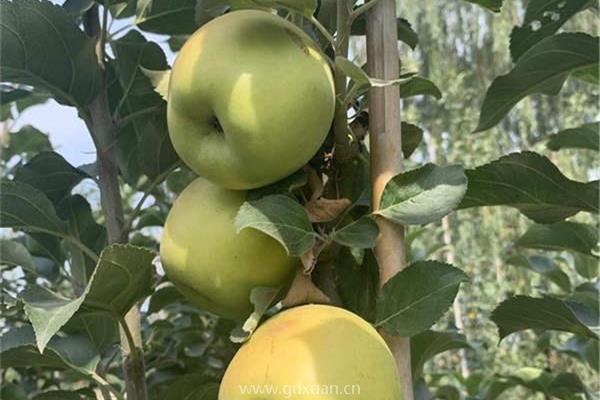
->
365, 1, 415, 399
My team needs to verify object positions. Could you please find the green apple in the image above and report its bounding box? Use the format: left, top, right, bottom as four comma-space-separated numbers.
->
219, 305, 403, 399
160, 178, 298, 320
167, 10, 335, 190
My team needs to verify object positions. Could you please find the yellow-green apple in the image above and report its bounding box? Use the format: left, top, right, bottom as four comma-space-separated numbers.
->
167, 10, 335, 189
160, 178, 298, 319
219, 304, 403, 399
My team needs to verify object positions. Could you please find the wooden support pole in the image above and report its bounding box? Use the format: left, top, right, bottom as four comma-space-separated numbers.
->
366, 1, 414, 399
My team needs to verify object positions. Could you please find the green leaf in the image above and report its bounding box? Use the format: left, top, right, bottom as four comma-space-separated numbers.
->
376, 164, 467, 225
0, 180, 66, 235
0, 239, 35, 273
0, 87, 31, 104
14, 152, 90, 205
164, 375, 219, 400
400, 76, 442, 100
459, 152, 599, 223
21, 285, 87, 353
0, 325, 99, 374
555, 335, 599, 372
63, 313, 119, 353
336, 248, 379, 323
411, 330, 471, 380
82, 244, 156, 315
247, 169, 308, 200
1, 125, 52, 162
493, 368, 592, 400
546, 122, 599, 152
135, 0, 197, 34
475, 33, 599, 132
230, 286, 281, 343
248, 0, 317, 16
148, 283, 185, 313
336, 56, 402, 92
62, 0, 94, 16
59, 195, 107, 287
111, 31, 179, 183
376, 260, 469, 336
506, 254, 571, 292
235, 194, 316, 256
510, 0, 594, 61
0, 0, 101, 108
33, 391, 84, 400
21, 244, 155, 353
331, 216, 379, 249
573, 253, 598, 279
491, 295, 598, 341
141, 67, 171, 101
351, 16, 418, 49
464, 0, 502, 12
402, 122, 424, 158
515, 221, 598, 258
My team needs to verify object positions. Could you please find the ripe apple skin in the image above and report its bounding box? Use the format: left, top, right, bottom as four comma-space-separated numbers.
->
219, 305, 403, 399
160, 178, 298, 320
167, 10, 335, 190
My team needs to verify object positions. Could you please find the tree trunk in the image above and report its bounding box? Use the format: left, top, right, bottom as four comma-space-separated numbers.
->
366, 1, 414, 399
84, 6, 148, 399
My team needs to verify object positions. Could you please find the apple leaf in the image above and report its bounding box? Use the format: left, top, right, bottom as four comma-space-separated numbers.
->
20, 244, 155, 353
400, 76, 442, 100
235, 194, 316, 256
0, 239, 36, 273
196, 0, 230, 26
491, 295, 598, 341
164, 375, 219, 400
475, 33, 599, 132
246, 0, 317, 17
14, 152, 90, 205
247, 169, 308, 200
573, 253, 599, 279
459, 152, 599, 223
351, 16, 418, 49
411, 330, 471, 380
489, 368, 592, 400
376, 164, 467, 225
0, 0, 101, 108
506, 254, 571, 292
335, 56, 402, 91
401, 122, 424, 158
230, 286, 281, 343
1, 125, 52, 162
135, 0, 198, 35
510, 0, 594, 61
331, 216, 379, 249
515, 221, 598, 258
555, 335, 599, 372
546, 122, 599, 152
336, 248, 379, 322
141, 67, 171, 101
375, 260, 469, 336
0, 180, 67, 235
21, 285, 88, 354
0, 325, 99, 375
305, 198, 351, 223
62, 0, 95, 16
463, 0, 502, 12
111, 31, 179, 183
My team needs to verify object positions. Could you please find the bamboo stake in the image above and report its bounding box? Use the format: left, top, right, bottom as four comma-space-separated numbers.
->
366, 1, 414, 399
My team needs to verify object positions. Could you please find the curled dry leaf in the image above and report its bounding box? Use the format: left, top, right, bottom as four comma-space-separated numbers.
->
281, 270, 330, 308
305, 198, 352, 223
306, 166, 324, 200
